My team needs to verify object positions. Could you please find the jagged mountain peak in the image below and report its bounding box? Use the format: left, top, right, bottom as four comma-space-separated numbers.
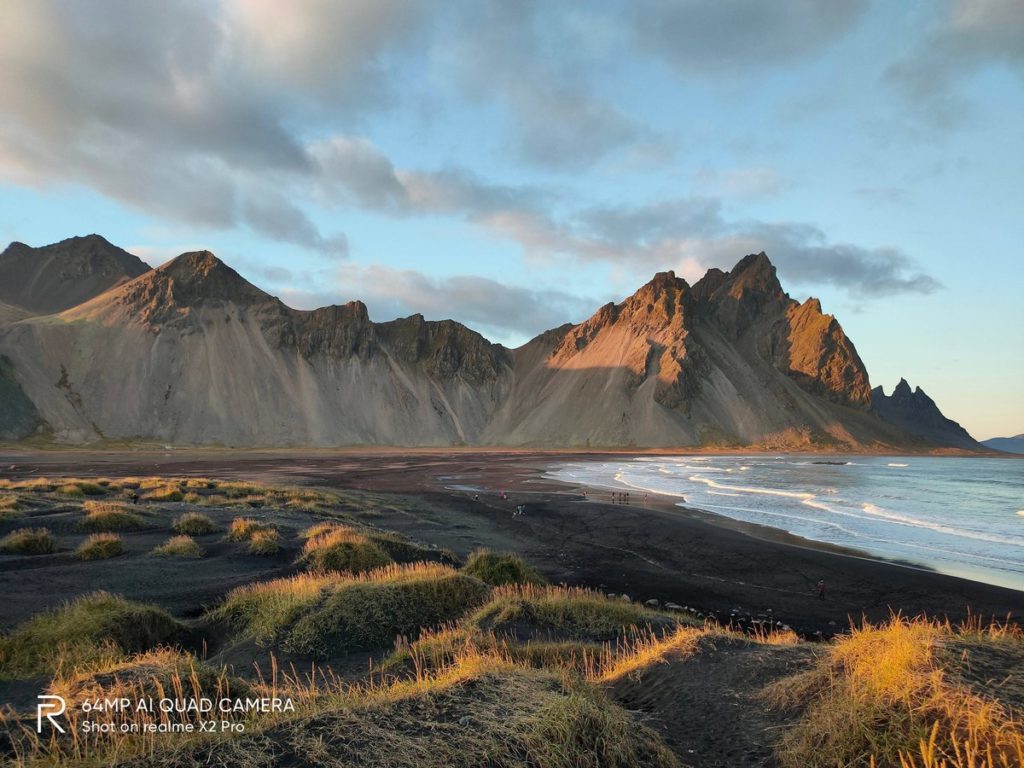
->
721, 252, 784, 297
147, 250, 272, 308
872, 378, 982, 451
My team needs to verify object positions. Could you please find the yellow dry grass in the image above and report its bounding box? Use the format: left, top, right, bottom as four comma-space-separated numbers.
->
767, 616, 1024, 768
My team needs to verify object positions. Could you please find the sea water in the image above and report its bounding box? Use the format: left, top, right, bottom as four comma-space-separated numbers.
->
546, 456, 1024, 591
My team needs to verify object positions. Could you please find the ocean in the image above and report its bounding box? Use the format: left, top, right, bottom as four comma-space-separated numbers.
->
546, 456, 1024, 591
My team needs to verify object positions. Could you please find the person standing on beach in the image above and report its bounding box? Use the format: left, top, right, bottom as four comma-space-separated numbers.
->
817, 579, 826, 600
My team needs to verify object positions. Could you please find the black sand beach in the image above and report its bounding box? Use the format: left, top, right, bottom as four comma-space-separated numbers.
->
1, 450, 1020, 638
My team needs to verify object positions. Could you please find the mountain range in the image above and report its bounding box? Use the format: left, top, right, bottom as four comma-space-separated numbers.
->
982, 434, 1024, 454
0, 235, 988, 450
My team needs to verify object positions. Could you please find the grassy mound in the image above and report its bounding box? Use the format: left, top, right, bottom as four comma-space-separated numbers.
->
77, 533, 124, 560
215, 564, 490, 656
0, 592, 184, 679
462, 549, 545, 586
49, 648, 251, 707
284, 564, 491, 657
275, 662, 682, 768
214, 572, 342, 646
468, 584, 682, 642
172, 511, 219, 535
14, 651, 681, 767
768, 616, 1024, 768
79, 501, 145, 531
0, 526, 56, 555
152, 535, 204, 559
300, 524, 393, 573
382, 626, 602, 678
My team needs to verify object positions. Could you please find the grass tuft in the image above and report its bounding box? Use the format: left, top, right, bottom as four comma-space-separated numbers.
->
152, 535, 204, 559
468, 584, 684, 642
172, 511, 219, 535
0, 526, 56, 555
227, 516, 273, 541
463, 549, 546, 586
77, 533, 124, 561
299, 523, 393, 573
247, 528, 280, 555
141, 483, 184, 502
79, 500, 145, 531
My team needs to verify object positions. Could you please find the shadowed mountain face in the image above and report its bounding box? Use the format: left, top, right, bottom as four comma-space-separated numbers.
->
0, 238, 980, 449
871, 380, 985, 451
0, 235, 150, 315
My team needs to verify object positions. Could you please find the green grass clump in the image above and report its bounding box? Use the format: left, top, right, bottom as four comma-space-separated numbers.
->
77, 533, 124, 561
0, 592, 183, 679
284, 563, 491, 656
468, 584, 679, 642
79, 501, 145, 532
213, 572, 342, 645
215, 563, 490, 655
463, 549, 546, 586
0, 527, 56, 555
57, 483, 85, 497
299, 524, 393, 573
226, 516, 273, 541
152, 535, 204, 559
172, 511, 218, 535
247, 528, 280, 555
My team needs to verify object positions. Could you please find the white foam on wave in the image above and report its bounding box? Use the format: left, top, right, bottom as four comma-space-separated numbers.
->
861, 503, 1024, 547
888, 463, 909, 467
1018, 510, 1024, 518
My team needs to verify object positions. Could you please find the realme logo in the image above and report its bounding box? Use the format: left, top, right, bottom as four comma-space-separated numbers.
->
36, 695, 66, 733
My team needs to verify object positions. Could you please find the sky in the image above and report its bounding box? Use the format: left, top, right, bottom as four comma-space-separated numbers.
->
0, 0, 1021, 440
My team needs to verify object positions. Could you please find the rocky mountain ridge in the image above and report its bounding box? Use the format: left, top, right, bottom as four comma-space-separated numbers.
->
0, 235, 150, 315
0, 236, 985, 450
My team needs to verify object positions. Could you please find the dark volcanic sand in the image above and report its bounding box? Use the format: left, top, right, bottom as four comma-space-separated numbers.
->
1, 450, 1021, 638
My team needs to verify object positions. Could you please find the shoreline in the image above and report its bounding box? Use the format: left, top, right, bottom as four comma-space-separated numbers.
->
539, 455, 1023, 593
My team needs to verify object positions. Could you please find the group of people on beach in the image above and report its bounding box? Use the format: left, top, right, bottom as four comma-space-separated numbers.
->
609, 491, 648, 504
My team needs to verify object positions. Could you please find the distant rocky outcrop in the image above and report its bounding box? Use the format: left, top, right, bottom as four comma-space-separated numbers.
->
981, 434, 1024, 454
0, 235, 150, 315
871, 380, 984, 451
0, 237, 982, 450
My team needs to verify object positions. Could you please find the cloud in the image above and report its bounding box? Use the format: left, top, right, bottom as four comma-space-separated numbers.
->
0, 0, 421, 254
886, 0, 1024, 126
308, 138, 942, 298
435, 1, 655, 170
224, 0, 425, 107
241, 194, 348, 256
630, 0, 868, 78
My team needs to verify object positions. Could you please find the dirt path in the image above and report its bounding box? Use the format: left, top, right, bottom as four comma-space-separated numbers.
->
607, 637, 818, 767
